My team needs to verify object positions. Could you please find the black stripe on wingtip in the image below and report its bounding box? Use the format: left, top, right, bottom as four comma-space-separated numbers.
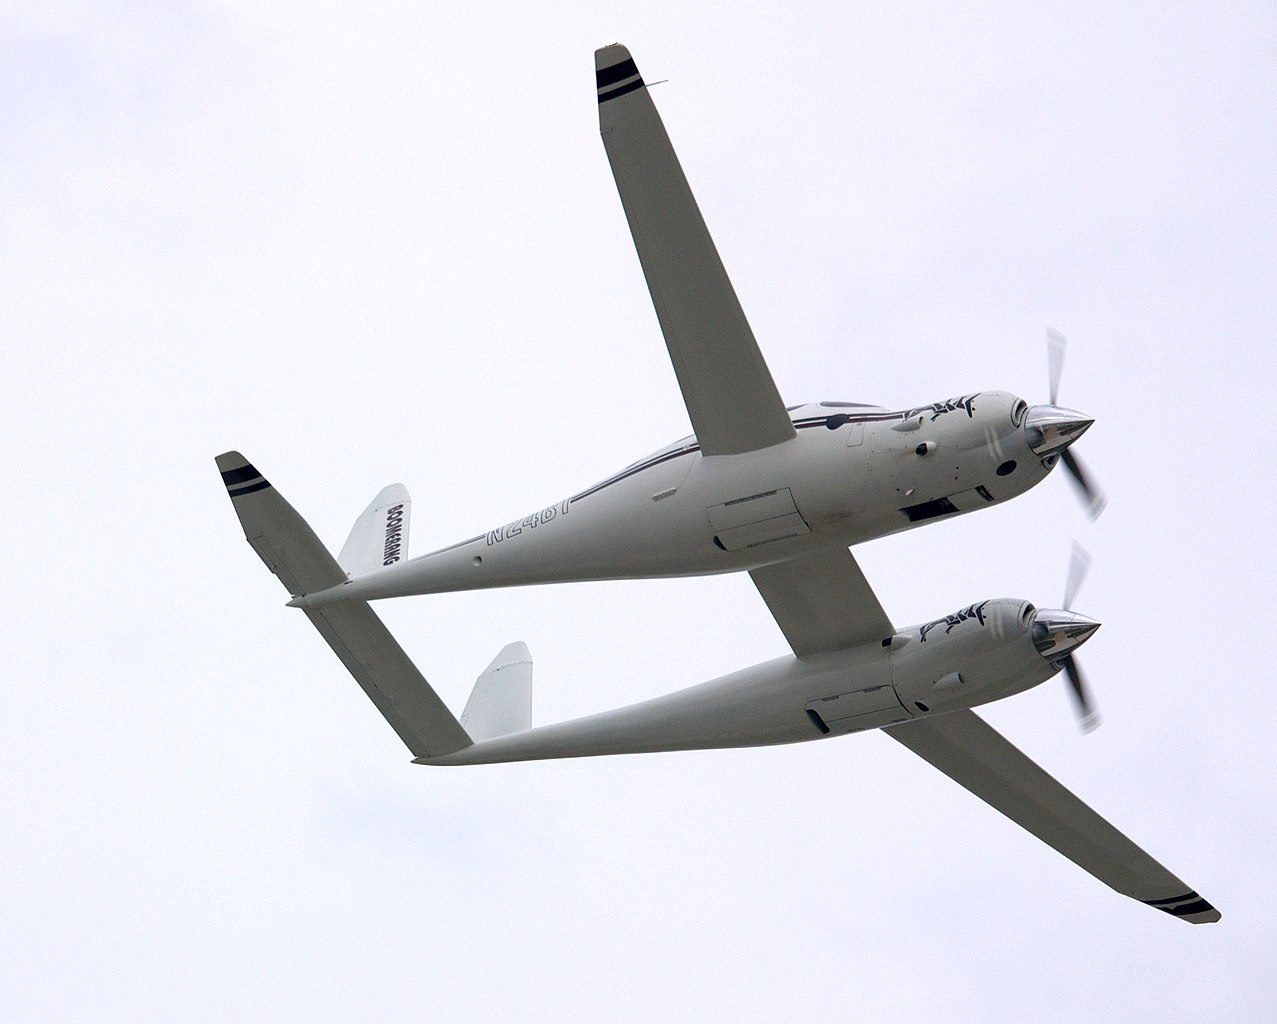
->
228, 479, 272, 497
596, 58, 640, 89
221, 464, 263, 486
1142, 891, 1216, 918
1143, 891, 1199, 908
598, 78, 645, 103
1156, 898, 1216, 918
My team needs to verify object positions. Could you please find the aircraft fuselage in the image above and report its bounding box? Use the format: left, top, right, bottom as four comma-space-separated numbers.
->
305, 390, 1051, 605
419, 596, 1055, 764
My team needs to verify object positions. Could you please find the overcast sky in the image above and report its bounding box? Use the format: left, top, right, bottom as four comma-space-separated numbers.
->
4, 2, 1275, 1020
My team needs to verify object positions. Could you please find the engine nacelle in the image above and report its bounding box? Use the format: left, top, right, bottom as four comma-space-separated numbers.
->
888, 598, 1058, 717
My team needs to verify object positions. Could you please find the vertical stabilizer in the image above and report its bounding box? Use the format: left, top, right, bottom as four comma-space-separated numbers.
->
338, 484, 411, 577
461, 642, 533, 741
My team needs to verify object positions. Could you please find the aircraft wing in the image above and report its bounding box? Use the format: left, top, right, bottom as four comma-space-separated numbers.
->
596, 44, 797, 457
886, 710, 1221, 923
750, 547, 894, 656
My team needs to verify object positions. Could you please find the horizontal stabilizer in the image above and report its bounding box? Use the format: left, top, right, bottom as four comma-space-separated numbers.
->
216, 451, 346, 597
339, 484, 411, 577
301, 601, 473, 759
461, 642, 533, 741
216, 452, 471, 759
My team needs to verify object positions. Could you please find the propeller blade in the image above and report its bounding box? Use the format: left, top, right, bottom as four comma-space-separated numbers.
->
1060, 449, 1108, 520
1046, 327, 1067, 406
1063, 542, 1091, 610
1062, 655, 1101, 733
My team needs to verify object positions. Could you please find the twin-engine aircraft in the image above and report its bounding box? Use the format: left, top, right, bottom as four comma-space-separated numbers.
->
218, 45, 1218, 924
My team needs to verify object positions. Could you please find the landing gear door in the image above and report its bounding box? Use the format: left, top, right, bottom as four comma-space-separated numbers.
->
805, 685, 909, 735
707, 487, 810, 551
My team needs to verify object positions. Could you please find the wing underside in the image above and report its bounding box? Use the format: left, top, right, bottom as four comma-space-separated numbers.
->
886, 710, 1220, 923
596, 44, 796, 457
749, 547, 894, 656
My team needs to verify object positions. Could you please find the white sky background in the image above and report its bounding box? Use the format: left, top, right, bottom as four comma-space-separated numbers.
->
3, 0, 1275, 1019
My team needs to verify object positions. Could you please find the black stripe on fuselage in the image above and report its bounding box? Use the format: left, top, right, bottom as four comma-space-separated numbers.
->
792, 410, 902, 432
571, 445, 701, 502
568, 410, 910, 504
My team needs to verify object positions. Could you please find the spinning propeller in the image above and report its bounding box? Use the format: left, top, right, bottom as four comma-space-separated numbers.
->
1031, 329, 1107, 520
1032, 543, 1102, 733
1026, 332, 1104, 728
1059, 543, 1100, 733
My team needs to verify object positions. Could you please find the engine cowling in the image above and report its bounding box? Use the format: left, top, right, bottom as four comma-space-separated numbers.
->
888, 599, 1062, 717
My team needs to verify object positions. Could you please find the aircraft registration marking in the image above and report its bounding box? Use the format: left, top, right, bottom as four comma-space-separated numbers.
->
486, 501, 572, 547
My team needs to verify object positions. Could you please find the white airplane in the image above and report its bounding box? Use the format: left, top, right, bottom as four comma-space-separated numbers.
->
217, 45, 1218, 924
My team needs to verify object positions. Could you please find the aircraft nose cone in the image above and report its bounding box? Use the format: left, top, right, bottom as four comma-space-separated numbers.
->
1031, 610, 1101, 660
1025, 404, 1094, 457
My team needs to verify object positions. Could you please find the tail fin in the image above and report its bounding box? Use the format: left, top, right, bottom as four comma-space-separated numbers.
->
461, 642, 533, 741
216, 452, 471, 760
338, 484, 410, 577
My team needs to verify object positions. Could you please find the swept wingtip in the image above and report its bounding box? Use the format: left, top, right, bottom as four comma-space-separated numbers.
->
216, 451, 271, 497
1143, 891, 1221, 924
595, 45, 645, 107
215, 450, 248, 472
594, 43, 632, 69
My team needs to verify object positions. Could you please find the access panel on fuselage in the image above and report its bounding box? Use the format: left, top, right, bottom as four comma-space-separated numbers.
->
707, 487, 811, 551
805, 685, 910, 735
